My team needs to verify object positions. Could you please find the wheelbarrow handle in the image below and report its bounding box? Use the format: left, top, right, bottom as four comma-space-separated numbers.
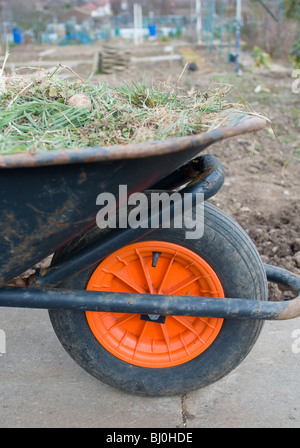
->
0, 264, 299, 320
264, 264, 300, 320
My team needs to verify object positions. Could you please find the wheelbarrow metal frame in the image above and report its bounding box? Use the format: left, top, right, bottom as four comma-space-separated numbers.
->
0, 263, 299, 320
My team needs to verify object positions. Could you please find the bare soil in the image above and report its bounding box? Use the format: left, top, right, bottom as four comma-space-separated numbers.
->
7, 42, 300, 298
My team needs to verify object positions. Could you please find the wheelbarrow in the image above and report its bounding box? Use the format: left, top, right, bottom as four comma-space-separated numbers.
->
0, 110, 299, 396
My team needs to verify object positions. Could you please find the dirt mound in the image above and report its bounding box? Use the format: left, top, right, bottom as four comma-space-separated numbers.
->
241, 201, 300, 300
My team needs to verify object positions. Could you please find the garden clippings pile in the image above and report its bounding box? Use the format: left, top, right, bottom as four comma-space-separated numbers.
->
0, 63, 251, 155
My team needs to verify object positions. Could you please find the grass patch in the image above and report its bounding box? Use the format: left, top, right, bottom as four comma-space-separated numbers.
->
0, 65, 245, 155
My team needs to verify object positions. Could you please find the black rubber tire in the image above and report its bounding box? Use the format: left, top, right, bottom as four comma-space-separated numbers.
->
49, 202, 268, 396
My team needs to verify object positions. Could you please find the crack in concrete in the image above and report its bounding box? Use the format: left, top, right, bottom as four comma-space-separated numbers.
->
181, 394, 188, 428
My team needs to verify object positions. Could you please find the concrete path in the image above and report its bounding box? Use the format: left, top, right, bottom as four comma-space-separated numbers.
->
0, 307, 299, 428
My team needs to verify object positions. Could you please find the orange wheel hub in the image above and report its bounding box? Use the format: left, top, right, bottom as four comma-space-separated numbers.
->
86, 241, 224, 368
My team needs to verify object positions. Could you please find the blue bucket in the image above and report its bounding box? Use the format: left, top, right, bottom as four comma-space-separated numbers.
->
148, 25, 157, 37
13, 28, 24, 44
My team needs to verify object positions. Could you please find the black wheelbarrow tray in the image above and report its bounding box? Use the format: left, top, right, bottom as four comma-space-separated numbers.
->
0, 110, 299, 396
